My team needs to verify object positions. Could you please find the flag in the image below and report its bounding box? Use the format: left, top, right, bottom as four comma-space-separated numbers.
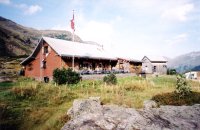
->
71, 12, 75, 31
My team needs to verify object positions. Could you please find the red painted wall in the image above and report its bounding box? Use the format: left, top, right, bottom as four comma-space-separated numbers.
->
24, 42, 63, 80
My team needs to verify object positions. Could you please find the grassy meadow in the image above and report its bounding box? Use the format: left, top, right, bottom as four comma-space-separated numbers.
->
1, 75, 200, 130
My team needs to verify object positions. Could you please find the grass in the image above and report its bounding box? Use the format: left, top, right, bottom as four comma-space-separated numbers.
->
0, 81, 15, 88
0, 75, 200, 130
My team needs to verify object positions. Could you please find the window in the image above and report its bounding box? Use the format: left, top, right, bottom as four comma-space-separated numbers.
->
28, 63, 33, 71
44, 46, 48, 54
153, 66, 156, 72
163, 65, 167, 68
44, 77, 49, 83
99, 63, 102, 68
189, 74, 195, 79
42, 61, 46, 69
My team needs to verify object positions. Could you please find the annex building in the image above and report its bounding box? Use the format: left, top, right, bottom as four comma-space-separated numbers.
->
142, 56, 168, 74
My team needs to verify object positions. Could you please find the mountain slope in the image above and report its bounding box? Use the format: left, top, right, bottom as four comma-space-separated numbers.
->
191, 65, 200, 71
0, 16, 82, 57
168, 51, 200, 73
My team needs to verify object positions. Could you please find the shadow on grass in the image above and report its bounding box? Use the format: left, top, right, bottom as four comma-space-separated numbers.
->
0, 81, 15, 88
152, 91, 200, 106
0, 103, 22, 130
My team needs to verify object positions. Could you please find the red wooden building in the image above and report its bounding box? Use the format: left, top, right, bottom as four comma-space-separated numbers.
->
21, 37, 142, 81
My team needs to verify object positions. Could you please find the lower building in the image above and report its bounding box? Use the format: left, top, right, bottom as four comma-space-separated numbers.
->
185, 71, 200, 80
142, 56, 168, 75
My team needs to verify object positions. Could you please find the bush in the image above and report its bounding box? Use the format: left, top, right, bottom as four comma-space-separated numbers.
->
167, 69, 177, 75
53, 68, 81, 85
175, 74, 191, 98
53, 68, 67, 85
65, 68, 81, 84
103, 73, 117, 85
152, 91, 200, 106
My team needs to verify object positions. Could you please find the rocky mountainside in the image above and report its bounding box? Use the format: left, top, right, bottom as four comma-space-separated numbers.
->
0, 16, 82, 57
62, 97, 200, 130
191, 65, 200, 71
168, 51, 200, 73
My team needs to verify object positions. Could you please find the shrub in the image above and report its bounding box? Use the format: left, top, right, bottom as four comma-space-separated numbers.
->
167, 69, 177, 75
152, 91, 200, 106
53, 68, 81, 85
53, 68, 67, 85
65, 68, 81, 84
103, 73, 117, 85
175, 74, 191, 98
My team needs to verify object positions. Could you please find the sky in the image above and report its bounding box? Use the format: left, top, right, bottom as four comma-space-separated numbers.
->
0, 0, 200, 59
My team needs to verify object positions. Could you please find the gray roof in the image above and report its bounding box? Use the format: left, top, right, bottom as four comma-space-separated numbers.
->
21, 37, 116, 65
42, 37, 116, 60
21, 37, 143, 65
142, 55, 168, 62
117, 57, 142, 63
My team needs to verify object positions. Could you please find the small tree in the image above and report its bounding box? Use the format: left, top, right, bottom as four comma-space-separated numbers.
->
65, 68, 81, 84
175, 74, 191, 98
53, 68, 67, 85
103, 73, 117, 85
167, 69, 177, 75
53, 68, 81, 85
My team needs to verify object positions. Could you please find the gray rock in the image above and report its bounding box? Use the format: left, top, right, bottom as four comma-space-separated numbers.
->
143, 100, 158, 109
67, 97, 102, 118
61, 97, 200, 130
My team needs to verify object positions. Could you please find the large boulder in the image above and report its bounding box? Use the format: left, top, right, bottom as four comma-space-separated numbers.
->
61, 97, 200, 130
67, 97, 102, 118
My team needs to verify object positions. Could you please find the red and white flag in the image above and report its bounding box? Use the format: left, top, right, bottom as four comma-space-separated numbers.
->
71, 11, 75, 31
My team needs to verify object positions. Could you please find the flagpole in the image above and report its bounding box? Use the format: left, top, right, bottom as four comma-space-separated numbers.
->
72, 10, 75, 71
72, 27, 74, 71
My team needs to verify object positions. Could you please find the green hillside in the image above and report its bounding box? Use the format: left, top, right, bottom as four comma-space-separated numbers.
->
0, 16, 82, 57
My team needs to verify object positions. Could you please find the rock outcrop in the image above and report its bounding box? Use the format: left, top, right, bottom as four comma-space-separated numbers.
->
61, 97, 200, 130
